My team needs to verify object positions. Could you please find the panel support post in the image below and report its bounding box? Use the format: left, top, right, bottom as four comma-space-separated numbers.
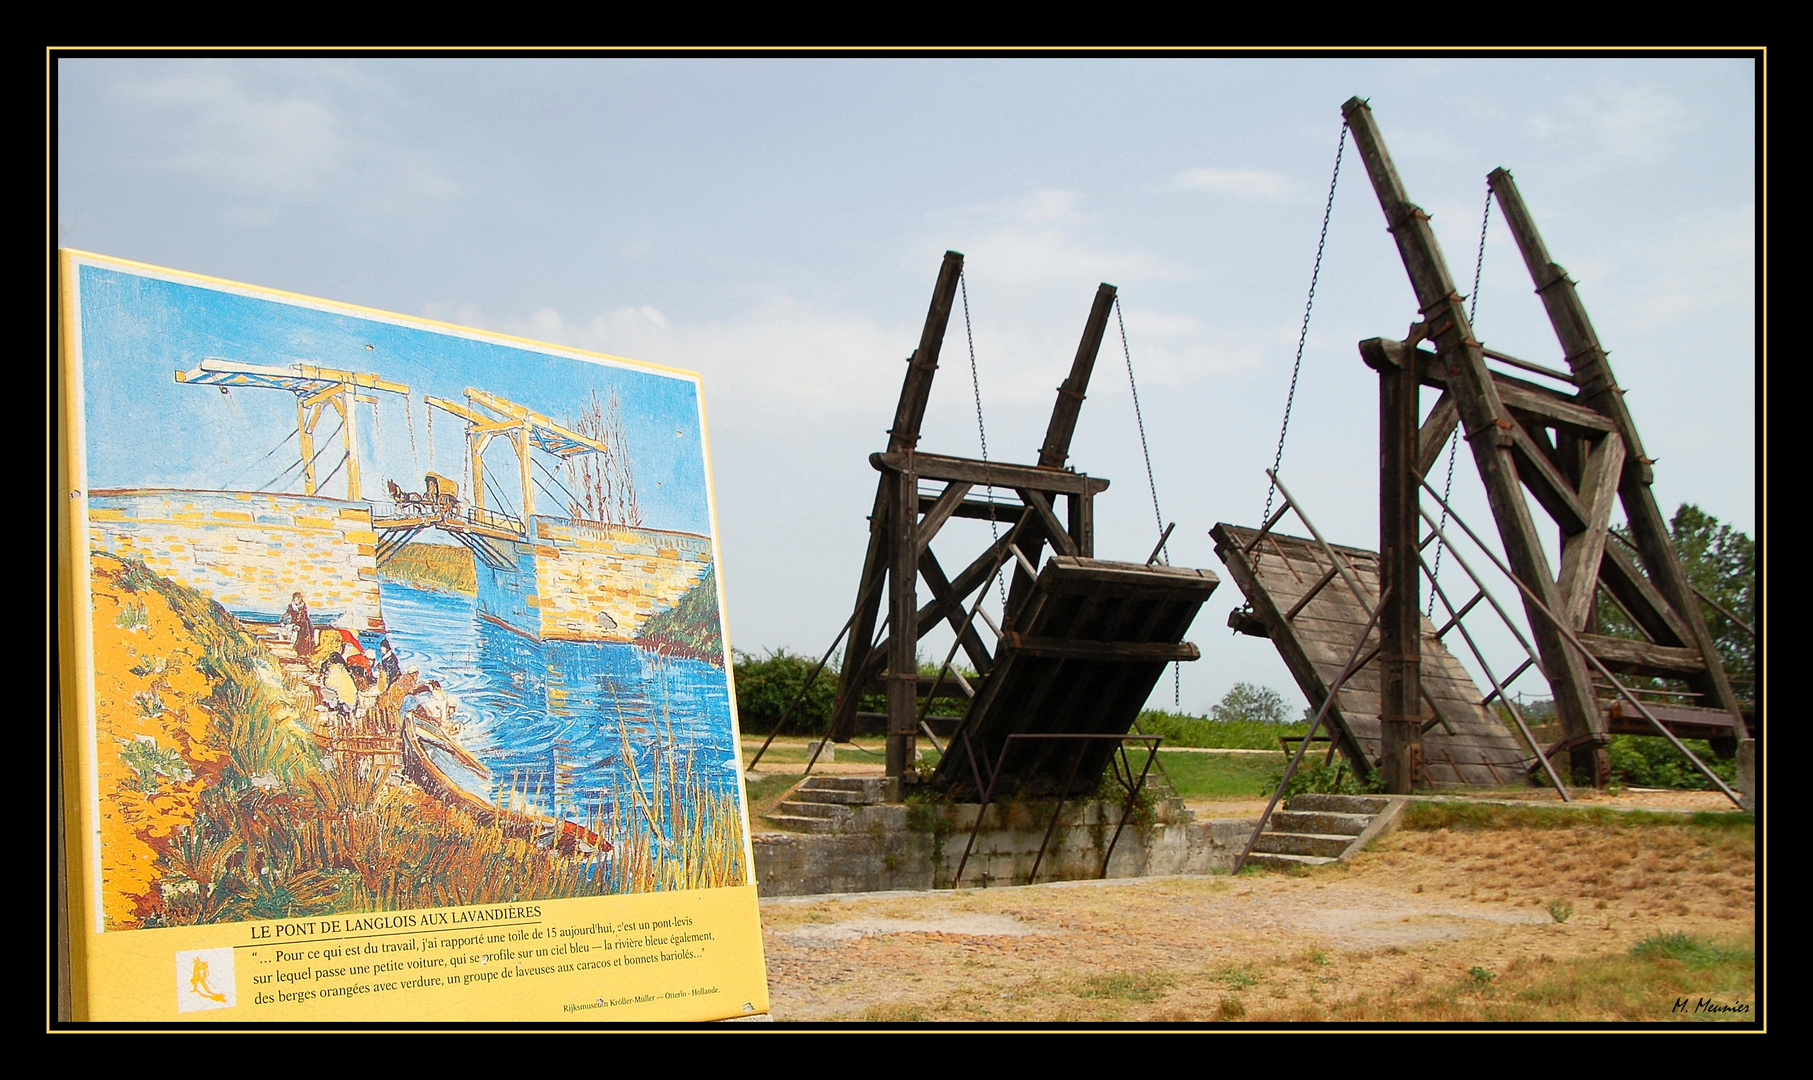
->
1378, 339, 1423, 793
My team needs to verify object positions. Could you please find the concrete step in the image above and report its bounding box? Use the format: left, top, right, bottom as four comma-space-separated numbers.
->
796, 776, 888, 802
1285, 793, 1391, 816
1271, 810, 1371, 836
761, 813, 841, 834
1252, 831, 1355, 859
776, 800, 852, 820
787, 786, 874, 806
1246, 851, 1338, 871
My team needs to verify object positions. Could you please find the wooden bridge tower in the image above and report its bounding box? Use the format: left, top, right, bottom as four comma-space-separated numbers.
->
1343, 98, 1747, 787
174, 358, 409, 502
827, 251, 1133, 791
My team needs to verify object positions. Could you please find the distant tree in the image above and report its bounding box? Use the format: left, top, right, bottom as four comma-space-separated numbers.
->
1598, 503, 1755, 689
1211, 682, 1291, 725
566, 388, 642, 527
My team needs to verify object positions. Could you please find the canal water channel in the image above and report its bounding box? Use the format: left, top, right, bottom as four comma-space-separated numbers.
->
377, 579, 742, 834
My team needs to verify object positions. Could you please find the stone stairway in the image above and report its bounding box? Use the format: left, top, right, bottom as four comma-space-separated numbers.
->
1245, 793, 1406, 871
763, 776, 901, 834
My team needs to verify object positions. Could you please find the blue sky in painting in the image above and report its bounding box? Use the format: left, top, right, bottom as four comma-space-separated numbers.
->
76, 261, 714, 535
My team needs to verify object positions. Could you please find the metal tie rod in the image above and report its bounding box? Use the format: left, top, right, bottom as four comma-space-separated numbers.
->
1416, 483, 1742, 808
1420, 551, 1571, 801
1265, 469, 1375, 613
1234, 585, 1392, 875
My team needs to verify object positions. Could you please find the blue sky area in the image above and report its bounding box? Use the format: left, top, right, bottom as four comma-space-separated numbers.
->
75, 260, 715, 535
57, 56, 1760, 713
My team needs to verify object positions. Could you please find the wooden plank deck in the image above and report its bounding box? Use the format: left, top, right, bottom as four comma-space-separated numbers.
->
1211, 524, 1533, 788
931, 556, 1219, 800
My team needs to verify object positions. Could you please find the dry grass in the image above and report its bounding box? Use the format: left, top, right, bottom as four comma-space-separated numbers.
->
764, 806, 1756, 1024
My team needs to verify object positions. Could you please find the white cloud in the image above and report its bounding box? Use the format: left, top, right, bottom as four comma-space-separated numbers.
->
473, 297, 909, 417
106, 64, 460, 217
1172, 166, 1291, 200
117, 71, 344, 197
1019, 188, 1086, 223
954, 225, 1193, 291
1527, 79, 1687, 166
1622, 204, 1756, 328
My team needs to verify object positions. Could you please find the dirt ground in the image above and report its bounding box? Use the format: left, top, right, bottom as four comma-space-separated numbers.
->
756, 790, 1756, 1024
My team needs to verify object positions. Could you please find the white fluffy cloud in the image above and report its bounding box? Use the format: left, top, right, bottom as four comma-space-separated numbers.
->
105, 63, 460, 218
1526, 79, 1689, 167
1172, 166, 1291, 199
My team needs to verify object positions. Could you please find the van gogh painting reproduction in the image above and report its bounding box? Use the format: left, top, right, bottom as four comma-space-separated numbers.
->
63, 251, 750, 933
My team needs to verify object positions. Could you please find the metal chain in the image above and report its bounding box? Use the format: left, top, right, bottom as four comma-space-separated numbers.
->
1118, 297, 1167, 562
1116, 296, 1180, 707
1260, 121, 1347, 528
1428, 182, 1493, 617
962, 273, 1008, 610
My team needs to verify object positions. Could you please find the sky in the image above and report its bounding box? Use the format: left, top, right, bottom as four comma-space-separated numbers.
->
70, 257, 715, 535
54, 56, 1761, 716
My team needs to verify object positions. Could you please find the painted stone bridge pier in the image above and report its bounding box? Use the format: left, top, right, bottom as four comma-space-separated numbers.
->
475, 516, 714, 642
85, 488, 715, 644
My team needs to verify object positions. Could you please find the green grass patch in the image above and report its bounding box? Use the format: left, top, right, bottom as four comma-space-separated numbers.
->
1631, 932, 1751, 968
1402, 800, 1754, 833
1156, 750, 1282, 801
1138, 710, 1307, 750
1076, 970, 1174, 1003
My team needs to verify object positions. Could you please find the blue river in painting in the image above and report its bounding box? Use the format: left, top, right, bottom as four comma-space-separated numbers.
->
376, 580, 741, 827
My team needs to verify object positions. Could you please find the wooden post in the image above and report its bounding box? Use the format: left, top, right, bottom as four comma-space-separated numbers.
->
297, 399, 317, 496
888, 468, 920, 792
341, 386, 361, 502
1039, 283, 1117, 468
1007, 283, 1117, 620
830, 253, 964, 750
1377, 339, 1422, 793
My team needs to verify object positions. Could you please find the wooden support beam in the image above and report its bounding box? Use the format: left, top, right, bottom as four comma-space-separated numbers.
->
1507, 418, 1591, 535
1578, 633, 1708, 678
1493, 373, 1616, 435
1491, 166, 1742, 724
1598, 543, 1692, 647
999, 634, 1199, 662
1415, 392, 1459, 478
1556, 432, 1625, 631
873, 451, 1109, 497
888, 470, 920, 783
919, 548, 997, 676
1039, 283, 1118, 468
1017, 488, 1078, 557
915, 481, 973, 554
889, 252, 964, 453
1378, 328, 1424, 794
833, 253, 965, 749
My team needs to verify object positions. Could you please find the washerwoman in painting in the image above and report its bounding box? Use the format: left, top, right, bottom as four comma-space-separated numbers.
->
283, 591, 314, 655
320, 652, 358, 731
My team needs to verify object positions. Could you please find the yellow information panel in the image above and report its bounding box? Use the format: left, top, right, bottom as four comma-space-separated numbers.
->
56, 250, 769, 1022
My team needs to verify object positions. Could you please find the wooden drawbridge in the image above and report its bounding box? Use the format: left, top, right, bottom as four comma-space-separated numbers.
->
1213, 523, 1532, 787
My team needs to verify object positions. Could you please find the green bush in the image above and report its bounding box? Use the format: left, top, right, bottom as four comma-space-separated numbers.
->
1607, 734, 1737, 790
732, 649, 837, 735
1261, 755, 1383, 800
